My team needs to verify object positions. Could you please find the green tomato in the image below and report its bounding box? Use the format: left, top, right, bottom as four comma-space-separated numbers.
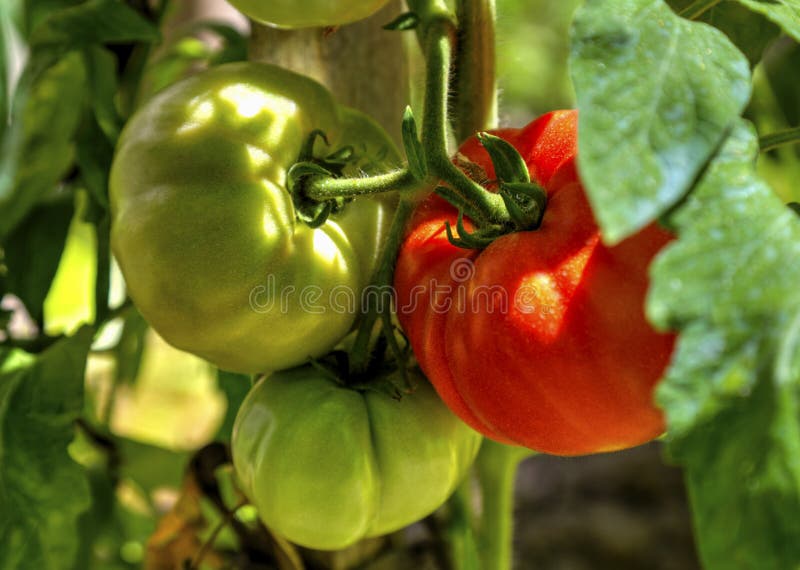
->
110, 63, 399, 374
232, 367, 482, 550
226, 0, 391, 29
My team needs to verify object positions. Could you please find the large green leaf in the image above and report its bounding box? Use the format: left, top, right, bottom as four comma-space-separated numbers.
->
649, 121, 800, 569
0, 329, 94, 570
82, 46, 122, 144
20, 0, 83, 39
570, 0, 751, 243
0, 52, 86, 241
3, 196, 74, 324
735, 0, 800, 43
669, 0, 781, 65
29, 0, 159, 48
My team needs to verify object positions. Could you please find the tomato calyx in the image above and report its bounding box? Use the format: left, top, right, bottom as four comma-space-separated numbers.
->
287, 129, 358, 228
306, 331, 414, 400
440, 132, 548, 250
443, 208, 506, 249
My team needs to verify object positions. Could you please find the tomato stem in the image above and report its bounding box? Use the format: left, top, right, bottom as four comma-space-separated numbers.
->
476, 441, 532, 570
759, 126, 800, 152
303, 168, 418, 200
453, 0, 497, 144
677, 0, 723, 20
417, 16, 510, 227
349, 198, 415, 375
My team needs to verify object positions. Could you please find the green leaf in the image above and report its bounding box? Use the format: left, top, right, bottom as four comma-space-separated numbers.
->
649, 121, 800, 569
0, 2, 16, 135
0, 52, 86, 241
763, 39, 800, 127
402, 106, 427, 181
0, 328, 94, 570
74, 468, 143, 570
669, 0, 781, 65
117, 437, 189, 495
112, 311, 147, 386
29, 0, 159, 49
83, 46, 122, 143
215, 370, 252, 441
477, 132, 530, 184
72, 435, 159, 569
3, 196, 74, 324
76, 116, 114, 211
138, 23, 247, 103
20, 0, 83, 39
735, 0, 800, 44
570, 0, 751, 244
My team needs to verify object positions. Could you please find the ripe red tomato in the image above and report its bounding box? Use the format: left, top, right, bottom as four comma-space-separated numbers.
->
394, 110, 676, 456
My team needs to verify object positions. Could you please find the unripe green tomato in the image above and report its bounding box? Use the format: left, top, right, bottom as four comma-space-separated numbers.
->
232, 367, 482, 550
110, 63, 399, 374
226, 0, 391, 29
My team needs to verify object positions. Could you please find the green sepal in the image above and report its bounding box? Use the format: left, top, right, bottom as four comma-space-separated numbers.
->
499, 181, 547, 230
299, 129, 330, 161
444, 211, 503, 250
380, 311, 411, 392
478, 132, 530, 184
325, 145, 355, 165
287, 161, 335, 228
402, 106, 427, 181
434, 185, 483, 224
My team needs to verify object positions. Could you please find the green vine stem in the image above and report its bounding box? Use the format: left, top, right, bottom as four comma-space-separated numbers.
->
411, 3, 508, 226
453, 0, 497, 143
303, 168, 418, 200
445, 476, 480, 570
760, 127, 800, 152
678, 0, 723, 20
348, 197, 415, 374
476, 441, 533, 570
300, 0, 510, 228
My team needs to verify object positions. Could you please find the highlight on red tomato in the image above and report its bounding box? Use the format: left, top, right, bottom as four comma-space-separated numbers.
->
394, 110, 676, 456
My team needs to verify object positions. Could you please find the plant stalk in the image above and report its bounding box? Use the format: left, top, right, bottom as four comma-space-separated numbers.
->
348, 197, 415, 374
453, 0, 497, 142
416, 13, 508, 225
760, 127, 800, 152
678, 0, 723, 20
476, 441, 531, 570
304, 168, 417, 200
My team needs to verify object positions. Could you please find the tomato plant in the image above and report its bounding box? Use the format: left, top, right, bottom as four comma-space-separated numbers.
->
3, 0, 800, 569
232, 366, 481, 550
110, 62, 398, 374
224, 0, 391, 29
394, 110, 676, 455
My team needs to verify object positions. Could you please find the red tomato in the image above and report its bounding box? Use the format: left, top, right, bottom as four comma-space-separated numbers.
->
394, 110, 675, 455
